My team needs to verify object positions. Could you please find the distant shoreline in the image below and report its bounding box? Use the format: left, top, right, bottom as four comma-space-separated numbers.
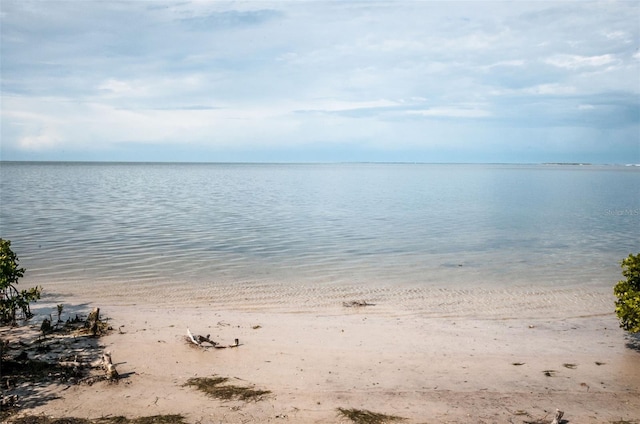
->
2, 160, 639, 166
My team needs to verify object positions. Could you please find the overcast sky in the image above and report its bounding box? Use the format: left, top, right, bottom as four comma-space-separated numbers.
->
1, 1, 638, 163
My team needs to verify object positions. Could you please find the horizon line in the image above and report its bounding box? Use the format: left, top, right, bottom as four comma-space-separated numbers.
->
1, 160, 638, 167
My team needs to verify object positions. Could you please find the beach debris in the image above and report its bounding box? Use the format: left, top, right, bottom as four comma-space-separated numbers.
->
198, 335, 218, 346
512, 362, 525, 366
336, 407, 406, 423
184, 375, 270, 402
551, 409, 564, 424
562, 363, 577, 369
213, 338, 241, 349
102, 351, 119, 381
1, 393, 19, 408
342, 300, 376, 308
87, 307, 101, 336
595, 361, 606, 366
522, 409, 565, 424
56, 304, 64, 324
186, 328, 199, 345
87, 308, 100, 334
40, 318, 52, 337
542, 369, 556, 377
186, 328, 217, 346
76, 307, 111, 336
186, 328, 238, 348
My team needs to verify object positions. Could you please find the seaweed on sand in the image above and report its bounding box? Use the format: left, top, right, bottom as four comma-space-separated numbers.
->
337, 407, 406, 424
183, 375, 270, 402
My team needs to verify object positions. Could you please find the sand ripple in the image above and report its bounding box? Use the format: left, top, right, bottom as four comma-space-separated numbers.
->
40, 278, 614, 320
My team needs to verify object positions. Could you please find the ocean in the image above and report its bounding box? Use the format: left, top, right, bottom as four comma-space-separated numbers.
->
1, 162, 638, 313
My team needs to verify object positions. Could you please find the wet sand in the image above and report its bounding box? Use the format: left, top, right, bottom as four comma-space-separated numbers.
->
4, 281, 640, 423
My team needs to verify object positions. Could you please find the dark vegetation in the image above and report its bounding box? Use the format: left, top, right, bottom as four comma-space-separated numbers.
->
336, 407, 406, 424
183, 375, 271, 402
1, 309, 112, 421
1, 239, 41, 325
614, 253, 640, 333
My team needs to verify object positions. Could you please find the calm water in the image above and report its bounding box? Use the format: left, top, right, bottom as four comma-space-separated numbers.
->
1, 162, 638, 292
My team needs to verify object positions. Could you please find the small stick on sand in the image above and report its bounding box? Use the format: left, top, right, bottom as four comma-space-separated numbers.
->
343, 300, 375, 307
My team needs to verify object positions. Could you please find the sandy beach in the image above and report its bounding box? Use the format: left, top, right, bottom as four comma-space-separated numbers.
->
3, 281, 640, 424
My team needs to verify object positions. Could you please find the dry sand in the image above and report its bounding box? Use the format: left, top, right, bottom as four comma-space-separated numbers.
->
3, 281, 640, 423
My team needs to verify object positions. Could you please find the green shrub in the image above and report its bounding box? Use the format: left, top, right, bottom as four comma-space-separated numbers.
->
1, 239, 41, 325
614, 253, 640, 333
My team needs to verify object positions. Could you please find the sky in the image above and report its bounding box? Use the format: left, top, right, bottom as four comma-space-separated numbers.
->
1, 1, 639, 164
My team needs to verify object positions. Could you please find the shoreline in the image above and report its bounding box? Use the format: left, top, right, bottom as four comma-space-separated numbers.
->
3, 283, 640, 423
34, 278, 617, 319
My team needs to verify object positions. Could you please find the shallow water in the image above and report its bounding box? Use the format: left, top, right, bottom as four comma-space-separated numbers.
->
1, 162, 638, 314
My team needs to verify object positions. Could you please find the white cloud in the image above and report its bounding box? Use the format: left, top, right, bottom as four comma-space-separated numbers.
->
18, 131, 61, 151
603, 30, 631, 43
490, 83, 577, 97
484, 60, 526, 69
545, 54, 618, 69
407, 107, 491, 119
527, 84, 577, 96
298, 99, 400, 113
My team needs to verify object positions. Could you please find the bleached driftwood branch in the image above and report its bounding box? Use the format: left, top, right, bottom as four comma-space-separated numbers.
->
551, 409, 564, 424
187, 328, 199, 345
187, 328, 218, 347
102, 351, 119, 380
187, 329, 238, 348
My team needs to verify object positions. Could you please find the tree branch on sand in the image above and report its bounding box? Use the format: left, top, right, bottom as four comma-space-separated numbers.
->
186, 329, 240, 349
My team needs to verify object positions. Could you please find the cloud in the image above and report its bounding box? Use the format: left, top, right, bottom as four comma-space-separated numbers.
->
179, 9, 284, 31
406, 107, 492, 119
545, 54, 619, 69
1, 0, 638, 163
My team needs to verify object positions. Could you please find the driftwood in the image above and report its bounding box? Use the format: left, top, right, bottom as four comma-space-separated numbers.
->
197, 335, 216, 346
214, 338, 241, 349
102, 351, 119, 381
187, 329, 218, 347
187, 328, 199, 345
187, 329, 239, 349
523, 408, 564, 424
87, 307, 100, 336
551, 409, 564, 424
343, 300, 375, 307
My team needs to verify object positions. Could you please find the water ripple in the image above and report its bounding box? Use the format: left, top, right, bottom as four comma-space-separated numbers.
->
1, 162, 638, 298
